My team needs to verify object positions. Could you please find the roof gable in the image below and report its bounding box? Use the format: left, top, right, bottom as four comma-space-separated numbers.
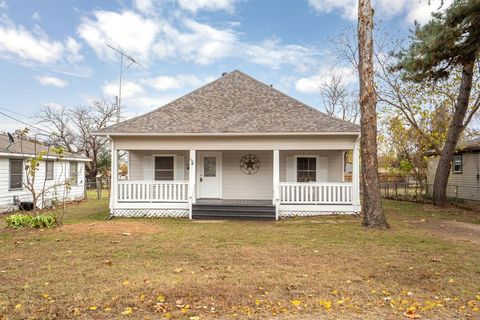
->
97, 70, 360, 135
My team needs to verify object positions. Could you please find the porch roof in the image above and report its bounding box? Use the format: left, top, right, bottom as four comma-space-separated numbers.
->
96, 70, 360, 136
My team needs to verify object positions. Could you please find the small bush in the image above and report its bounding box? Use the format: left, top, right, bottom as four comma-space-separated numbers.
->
6, 214, 56, 228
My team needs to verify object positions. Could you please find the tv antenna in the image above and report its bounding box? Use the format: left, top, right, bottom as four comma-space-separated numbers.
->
106, 44, 143, 123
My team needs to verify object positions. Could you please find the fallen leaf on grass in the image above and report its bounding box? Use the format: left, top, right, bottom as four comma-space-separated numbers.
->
15, 303, 22, 310
122, 232, 131, 236
88, 306, 97, 311
121, 307, 133, 315
174, 267, 183, 273
291, 299, 302, 307
157, 294, 166, 302
404, 310, 421, 318
122, 279, 130, 286
319, 300, 332, 310
104, 260, 113, 266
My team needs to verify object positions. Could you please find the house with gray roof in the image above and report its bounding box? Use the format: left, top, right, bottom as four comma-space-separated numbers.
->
0, 134, 90, 212
427, 137, 480, 202
95, 70, 361, 219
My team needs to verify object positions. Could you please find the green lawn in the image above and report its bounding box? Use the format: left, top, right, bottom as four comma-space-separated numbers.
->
0, 199, 479, 319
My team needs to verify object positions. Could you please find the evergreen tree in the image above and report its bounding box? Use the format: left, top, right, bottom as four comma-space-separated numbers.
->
395, 0, 480, 206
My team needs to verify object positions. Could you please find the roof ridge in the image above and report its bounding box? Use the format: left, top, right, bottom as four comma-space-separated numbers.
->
231, 70, 359, 128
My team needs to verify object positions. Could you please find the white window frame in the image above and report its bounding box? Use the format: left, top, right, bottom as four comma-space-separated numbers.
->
452, 154, 463, 174
45, 160, 54, 181
294, 155, 318, 183
69, 162, 79, 185
153, 154, 177, 181
9, 158, 23, 190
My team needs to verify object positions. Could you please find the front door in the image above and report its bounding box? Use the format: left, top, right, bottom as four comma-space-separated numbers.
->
197, 152, 222, 198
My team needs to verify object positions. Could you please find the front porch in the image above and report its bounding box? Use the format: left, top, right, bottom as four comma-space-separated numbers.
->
109, 145, 361, 219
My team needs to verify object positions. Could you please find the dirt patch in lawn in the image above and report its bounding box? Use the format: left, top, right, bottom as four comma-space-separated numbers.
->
411, 219, 480, 245
58, 220, 161, 235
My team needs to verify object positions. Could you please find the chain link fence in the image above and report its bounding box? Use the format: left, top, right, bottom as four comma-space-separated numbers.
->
84, 178, 110, 200
380, 181, 480, 207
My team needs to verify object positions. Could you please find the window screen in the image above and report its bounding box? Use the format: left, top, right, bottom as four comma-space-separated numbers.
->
69, 162, 78, 185
46, 161, 54, 180
452, 154, 462, 173
9, 159, 23, 189
155, 156, 174, 180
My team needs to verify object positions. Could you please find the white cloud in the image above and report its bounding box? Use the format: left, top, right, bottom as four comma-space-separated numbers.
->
36, 75, 68, 87
143, 74, 207, 91
177, 0, 237, 13
0, 1, 7, 9
133, 0, 155, 14
308, 0, 452, 24
0, 17, 85, 67
77, 9, 323, 69
243, 38, 323, 72
77, 10, 159, 61
308, 0, 357, 20
102, 81, 144, 99
405, 0, 453, 25
153, 18, 237, 65
65, 37, 83, 63
0, 19, 64, 63
295, 67, 356, 94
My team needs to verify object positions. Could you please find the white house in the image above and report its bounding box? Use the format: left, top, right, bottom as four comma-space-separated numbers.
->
95, 70, 361, 220
0, 134, 90, 212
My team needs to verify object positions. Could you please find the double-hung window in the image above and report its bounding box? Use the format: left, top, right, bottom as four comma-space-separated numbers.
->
69, 162, 78, 185
9, 159, 23, 190
46, 161, 54, 180
297, 157, 316, 182
452, 154, 462, 174
154, 156, 174, 180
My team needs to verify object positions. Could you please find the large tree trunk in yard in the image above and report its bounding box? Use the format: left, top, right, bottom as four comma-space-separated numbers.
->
432, 59, 475, 206
358, 0, 388, 228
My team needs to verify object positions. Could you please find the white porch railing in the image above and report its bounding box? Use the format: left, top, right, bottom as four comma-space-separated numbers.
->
279, 182, 353, 204
117, 180, 189, 202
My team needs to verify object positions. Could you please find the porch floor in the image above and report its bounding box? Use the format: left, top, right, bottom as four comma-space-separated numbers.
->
195, 199, 273, 206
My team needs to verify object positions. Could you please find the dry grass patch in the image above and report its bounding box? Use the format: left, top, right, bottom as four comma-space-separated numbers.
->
0, 199, 479, 319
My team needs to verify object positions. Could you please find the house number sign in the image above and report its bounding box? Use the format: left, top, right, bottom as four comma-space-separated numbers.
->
240, 154, 260, 175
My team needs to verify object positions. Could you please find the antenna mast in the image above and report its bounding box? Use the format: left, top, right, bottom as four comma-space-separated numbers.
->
106, 44, 143, 123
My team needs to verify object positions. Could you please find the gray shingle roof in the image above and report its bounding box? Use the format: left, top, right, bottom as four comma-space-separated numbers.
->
0, 134, 90, 160
96, 70, 360, 135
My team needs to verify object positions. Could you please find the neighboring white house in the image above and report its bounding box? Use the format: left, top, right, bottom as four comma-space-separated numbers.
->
95, 70, 361, 220
427, 138, 480, 202
0, 134, 90, 212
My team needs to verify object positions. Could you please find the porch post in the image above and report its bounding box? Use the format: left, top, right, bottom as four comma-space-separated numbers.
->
273, 149, 280, 220
110, 138, 118, 215
188, 150, 196, 219
352, 137, 360, 213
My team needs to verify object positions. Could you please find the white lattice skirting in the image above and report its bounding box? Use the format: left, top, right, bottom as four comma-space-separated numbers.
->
113, 209, 189, 218
279, 211, 356, 217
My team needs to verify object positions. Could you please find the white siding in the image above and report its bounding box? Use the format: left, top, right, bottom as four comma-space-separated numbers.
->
127, 149, 345, 200
0, 157, 86, 212
222, 150, 273, 200
280, 150, 344, 182
129, 150, 189, 180
114, 135, 358, 151
427, 153, 480, 201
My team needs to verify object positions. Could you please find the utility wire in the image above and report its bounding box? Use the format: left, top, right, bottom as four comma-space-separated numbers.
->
0, 111, 51, 134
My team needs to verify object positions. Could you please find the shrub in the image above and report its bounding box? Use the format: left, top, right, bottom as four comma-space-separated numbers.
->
6, 214, 56, 228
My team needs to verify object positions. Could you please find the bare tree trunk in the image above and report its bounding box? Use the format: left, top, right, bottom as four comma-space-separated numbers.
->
358, 0, 388, 228
433, 59, 475, 206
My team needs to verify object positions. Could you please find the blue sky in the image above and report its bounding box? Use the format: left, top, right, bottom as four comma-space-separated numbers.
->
0, 0, 448, 133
